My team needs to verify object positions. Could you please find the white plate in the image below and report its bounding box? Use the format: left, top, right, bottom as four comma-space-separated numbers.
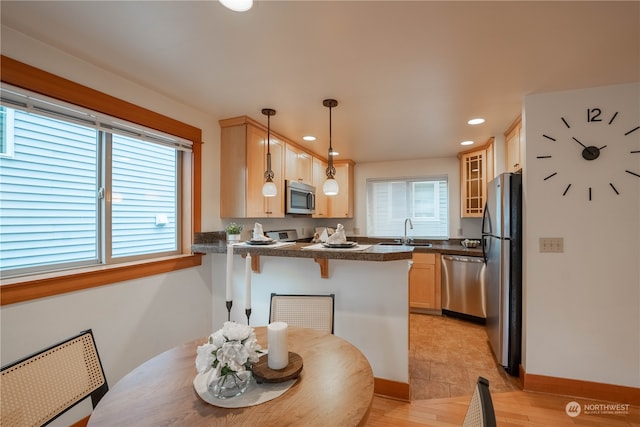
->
322, 241, 358, 248
245, 239, 276, 245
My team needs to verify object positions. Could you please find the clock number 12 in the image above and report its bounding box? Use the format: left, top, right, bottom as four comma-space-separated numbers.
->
587, 108, 602, 122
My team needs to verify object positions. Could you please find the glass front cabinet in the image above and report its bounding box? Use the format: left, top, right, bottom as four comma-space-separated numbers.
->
459, 138, 494, 218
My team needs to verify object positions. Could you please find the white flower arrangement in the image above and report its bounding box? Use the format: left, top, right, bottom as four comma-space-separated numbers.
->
196, 321, 263, 381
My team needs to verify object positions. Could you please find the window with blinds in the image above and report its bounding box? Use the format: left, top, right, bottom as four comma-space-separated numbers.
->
0, 85, 188, 277
366, 177, 449, 239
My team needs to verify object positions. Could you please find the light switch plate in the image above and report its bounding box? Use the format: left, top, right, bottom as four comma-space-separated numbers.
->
539, 237, 564, 253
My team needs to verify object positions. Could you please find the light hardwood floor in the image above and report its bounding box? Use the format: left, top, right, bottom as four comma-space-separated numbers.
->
368, 391, 640, 426
366, 313, 640, 426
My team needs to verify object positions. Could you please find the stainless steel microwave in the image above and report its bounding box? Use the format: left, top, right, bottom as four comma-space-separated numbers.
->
285, 180, 315, 214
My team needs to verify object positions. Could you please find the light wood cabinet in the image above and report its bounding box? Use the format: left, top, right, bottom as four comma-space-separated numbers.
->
220, 117, 285, 218
328, 159, 355, 218
459, 138, 494, 218
220, 115, 356, 219
285, 143, 313, 185
505, 115, 523, 172
409, 253, 441, 310
312, 157, 329, 218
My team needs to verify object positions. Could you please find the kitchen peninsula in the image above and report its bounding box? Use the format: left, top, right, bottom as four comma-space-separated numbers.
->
193, 234, 481, 399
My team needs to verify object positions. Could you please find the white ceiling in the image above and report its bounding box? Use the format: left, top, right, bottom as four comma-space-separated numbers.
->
1, 1, 638, 163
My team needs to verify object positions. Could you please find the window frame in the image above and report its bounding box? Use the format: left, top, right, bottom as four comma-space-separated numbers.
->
0, 106, 15, 157
366, 176, 449, 239
0, 55, 203, 305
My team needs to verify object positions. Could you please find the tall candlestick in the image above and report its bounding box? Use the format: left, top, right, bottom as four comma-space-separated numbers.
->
226, 243, 233, 302
267, 322, 289, 370
244, 253, 252, 309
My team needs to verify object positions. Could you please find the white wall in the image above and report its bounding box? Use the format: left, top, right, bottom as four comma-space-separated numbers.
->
0, 27, 218, 426
211, 253, 410, 382
523, 83, 640, 387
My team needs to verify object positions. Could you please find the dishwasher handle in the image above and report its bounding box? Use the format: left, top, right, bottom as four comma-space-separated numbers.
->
442, 255, 484, 263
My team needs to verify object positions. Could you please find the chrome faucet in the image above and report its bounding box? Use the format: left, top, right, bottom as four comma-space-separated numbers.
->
402, 218, 413, 244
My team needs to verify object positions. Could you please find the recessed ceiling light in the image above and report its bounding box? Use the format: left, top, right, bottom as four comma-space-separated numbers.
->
468, 118, 485, 125
303, 135, 316, 141
330, 151, 339, 156
219, 0, 253, 12
460, 140, 474, 146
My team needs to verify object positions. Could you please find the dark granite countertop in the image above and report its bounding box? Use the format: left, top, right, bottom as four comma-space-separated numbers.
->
192, 232, 482, 261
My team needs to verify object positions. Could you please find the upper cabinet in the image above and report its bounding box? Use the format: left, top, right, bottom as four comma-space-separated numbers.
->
220, 115, 355, 219
312, 158, 355, 218
285, 143, 313, 185
220, 117, 285, 218
505, 115, 523, 173
329, 160, 355, 218
459, 138, 494, 218
312, 157, 329, 218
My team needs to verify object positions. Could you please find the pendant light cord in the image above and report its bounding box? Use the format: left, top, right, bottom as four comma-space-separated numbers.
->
262, 108, 276, 182
323, 99, 338, 179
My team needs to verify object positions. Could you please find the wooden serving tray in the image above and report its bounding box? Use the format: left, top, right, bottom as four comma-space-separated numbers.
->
252, 352, 303, 384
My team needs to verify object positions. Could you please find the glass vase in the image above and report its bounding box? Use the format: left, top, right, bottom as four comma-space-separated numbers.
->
208, 370, 252, 399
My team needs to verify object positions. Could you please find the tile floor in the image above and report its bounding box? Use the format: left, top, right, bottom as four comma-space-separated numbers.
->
409, 312, 521, 400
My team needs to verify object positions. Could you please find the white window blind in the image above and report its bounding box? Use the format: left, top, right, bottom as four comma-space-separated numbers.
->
366, 177, 449, 239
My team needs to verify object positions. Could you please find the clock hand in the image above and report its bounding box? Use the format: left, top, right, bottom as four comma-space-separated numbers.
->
572, 136, 587, 149
572, 137, 603, 158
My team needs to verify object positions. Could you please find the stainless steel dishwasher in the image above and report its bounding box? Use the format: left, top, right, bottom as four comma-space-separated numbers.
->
441, 255, 486, 323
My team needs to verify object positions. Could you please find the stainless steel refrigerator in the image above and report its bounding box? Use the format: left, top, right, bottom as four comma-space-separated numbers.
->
481, 172, 522, 376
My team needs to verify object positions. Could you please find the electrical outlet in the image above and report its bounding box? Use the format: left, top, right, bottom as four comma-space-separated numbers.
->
300, 227, 305, 236
539, 237, 564, 253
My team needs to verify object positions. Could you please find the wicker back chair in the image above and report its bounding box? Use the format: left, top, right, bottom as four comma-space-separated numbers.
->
1, 329, 108, 427
269, 293, 335, 334
463, 376, 497, 427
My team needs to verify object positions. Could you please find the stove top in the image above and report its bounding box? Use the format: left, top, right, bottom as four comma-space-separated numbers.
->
265, 229, 299, 242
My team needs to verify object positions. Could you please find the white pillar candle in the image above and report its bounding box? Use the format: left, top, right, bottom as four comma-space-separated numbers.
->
226, 243, 233, 302
267, 322, 289, 370
244, 253, 252, 309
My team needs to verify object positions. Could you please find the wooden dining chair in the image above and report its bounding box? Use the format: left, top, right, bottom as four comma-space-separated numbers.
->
462, 376, 497, 427
1, 329, 108, 427
269, 293, 335, 334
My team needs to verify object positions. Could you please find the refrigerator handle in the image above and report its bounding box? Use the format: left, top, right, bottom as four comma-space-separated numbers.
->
481, 202, 490, 235
481, 202, 489, 264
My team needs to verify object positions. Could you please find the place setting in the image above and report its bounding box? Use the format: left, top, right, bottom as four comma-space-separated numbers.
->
303, 224, 371, 251
237, 223, 295, 248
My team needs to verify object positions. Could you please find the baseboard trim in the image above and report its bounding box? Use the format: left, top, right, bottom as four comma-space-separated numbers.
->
522, 368, 640, 405
70, 415, 89, 427
374, 377, 410, 401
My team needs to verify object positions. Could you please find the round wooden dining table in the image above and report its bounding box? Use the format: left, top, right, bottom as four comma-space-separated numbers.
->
88, 326, 374, 426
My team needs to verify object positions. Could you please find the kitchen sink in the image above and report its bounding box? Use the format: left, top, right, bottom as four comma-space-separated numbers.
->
377, 242, 433, 247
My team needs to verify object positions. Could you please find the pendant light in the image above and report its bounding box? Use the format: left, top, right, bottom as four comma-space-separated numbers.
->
322, 99, 339, 196
261, 108, 277, 197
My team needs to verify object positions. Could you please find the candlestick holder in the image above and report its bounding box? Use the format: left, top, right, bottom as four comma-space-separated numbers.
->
226, 300, 232, 321
245, 308, 252, 325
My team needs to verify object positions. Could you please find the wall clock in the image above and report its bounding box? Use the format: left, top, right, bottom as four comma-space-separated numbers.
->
538, 108, 640, 200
